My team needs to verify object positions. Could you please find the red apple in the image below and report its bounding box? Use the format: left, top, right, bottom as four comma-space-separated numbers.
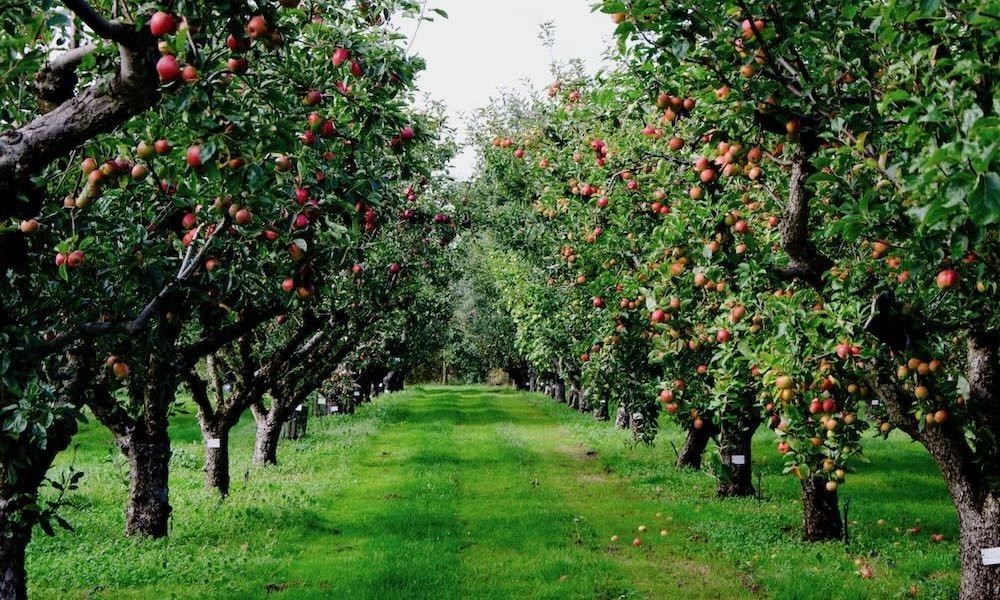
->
156, 55, 180, 82
246, 15, 268, 39
936, 269, 959, 289
149, 12, 177, 37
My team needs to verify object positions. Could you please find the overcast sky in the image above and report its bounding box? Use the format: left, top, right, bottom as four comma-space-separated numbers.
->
399, 1, 613, 180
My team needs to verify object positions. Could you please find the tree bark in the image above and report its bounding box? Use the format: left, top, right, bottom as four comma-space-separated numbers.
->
717, 417, 760, 497
252, 403, 284, 466
201, 425, 231, 496
800, 475, 843, 541
614, 403, 629, 429
593, 397, 609, 421
677, 425, 713, 470
122, 434, 172, 538
956, 493, 1000, 600
0, 515, 29, 600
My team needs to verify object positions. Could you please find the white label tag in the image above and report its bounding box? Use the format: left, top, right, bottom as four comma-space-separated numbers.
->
732, 455, 746, 465
871, 399, 880, 406
353, 391, 361, 397
207, 438, 221, 449
331, 406, 340, 413
317, 396, 327, 405
295, 404, 303, 412
983, 547, 1000, 566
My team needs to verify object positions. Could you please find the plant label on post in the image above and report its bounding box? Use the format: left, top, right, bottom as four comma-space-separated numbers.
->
207, 438, 221, 449
982, 548, 1000, 566
353, 391, 360, 397
317, 396, 327, 405
295, 404, 304, 412
732, 455, 746, 465
871, 399, 880, 406
331, 406, 340, 413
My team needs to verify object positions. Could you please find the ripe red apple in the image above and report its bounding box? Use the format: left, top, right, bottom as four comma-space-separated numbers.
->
350, 60, 363, 77
389, 262, 402, 274
234, 208, 252, 225
650, 309, 666, 323
66, 250, 85, 269
54, 252, 67, 266
352, 264, 364, 275
228, 57, 248, 74
716, 328, 731, 343
936, 269, 959, 289
400, 126, 416, 141
592, 297, 604, 309
281, 278, 295, 293
186, 145, 202, 169
156, 55, 180, 82
149, 12, 177, 37
204, 258, 219, 271
822, 398, 836, 413
246, 15, 268, 38
112, 361, 130, 379
293, 214, 310, 229
303, 89, 323, 105
331, 48, 350, 67
181, 65, 198, 82
274, 155, 292, 172
154, 139, 171, 155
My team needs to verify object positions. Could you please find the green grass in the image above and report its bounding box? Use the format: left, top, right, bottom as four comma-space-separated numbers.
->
26, 386, 958, 599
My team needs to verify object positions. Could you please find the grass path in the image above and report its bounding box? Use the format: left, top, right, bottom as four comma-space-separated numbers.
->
28, 385, 958, 599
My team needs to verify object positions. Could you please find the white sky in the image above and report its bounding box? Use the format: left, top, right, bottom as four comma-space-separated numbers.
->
399, 1, 613, 180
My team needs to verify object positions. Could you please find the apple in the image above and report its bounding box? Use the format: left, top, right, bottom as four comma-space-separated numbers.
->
281, 278, 295, 293
388, 262, 402, 274
775, 375, 794, 390
205, 258, 219, 271
331, 48, 350, 67
112, 361, 130, 379
650, 309, 666, 323
592, 297, 604, 308
156, 55, 180, 82
275, 155, 292, 172
19, 219, 38, 234
186, 145, 202, 169
66, 250, 85, 269
293, 214, 310, 229
247, 15, 268, 38
716, 328, 731, 343
54, 252, 67, 266
149, 12, 177, 37
668, 137, 684, 151
934, 409, 948, 424
350, 60, 363, 77
631, 538, 642, 547
228, 57, 248, 74
777, 441, 790, 454
154, 139, 171, 155
936, 269, 959, 289
304, 90, 323, 106
234, 208, 252, 225
352, 264, 364, 275
181, 65, 198, 82
400, 126, 416, 141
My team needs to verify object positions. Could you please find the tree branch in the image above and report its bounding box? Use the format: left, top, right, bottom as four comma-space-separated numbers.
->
62, 0, 137, 47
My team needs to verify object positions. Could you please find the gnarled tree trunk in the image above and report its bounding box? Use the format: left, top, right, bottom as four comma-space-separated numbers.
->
201, 425, 231, 496
593, 397, 609, 421
614, 403, 629, 429
677, 425, 714, 470
252, 401, 286, 466
717, 416, 760, 497
955, 493, 1000, 600
122, 432, 172, 538
800, 475, 842, 541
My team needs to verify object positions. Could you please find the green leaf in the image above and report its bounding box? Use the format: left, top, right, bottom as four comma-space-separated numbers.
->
969, 172, 1000, 226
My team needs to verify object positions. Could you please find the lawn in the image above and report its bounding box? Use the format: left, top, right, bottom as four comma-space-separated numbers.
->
26, 386, 958, 599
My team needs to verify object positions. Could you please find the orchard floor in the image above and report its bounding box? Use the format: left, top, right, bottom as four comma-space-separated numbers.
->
28, 386, 958, 599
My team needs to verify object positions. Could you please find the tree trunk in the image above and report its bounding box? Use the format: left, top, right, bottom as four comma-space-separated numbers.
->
201, 425, 231, 497
553, 379, 566, 403
614, 403, 629, 429
253, 412, 282, 466
717, 419, 758, 497
800, 475, 843, 541
593, 397, 609, 421
677, 425, 713, 470
123, 435, 172, 538
0, 517, 29, 600
956, 493, 1000, 600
